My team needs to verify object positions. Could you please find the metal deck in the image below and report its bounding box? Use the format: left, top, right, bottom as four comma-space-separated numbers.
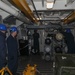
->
17, 54, 54, 75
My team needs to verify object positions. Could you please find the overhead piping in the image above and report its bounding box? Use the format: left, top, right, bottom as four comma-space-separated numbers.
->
65, 0, 75, 6
31, 0, 42, 24
63, 11, 75, 24
19, 0, 38, 23
54, 0, 56, 3
12, 0, 38, 23
42, 0, 44, 7
0, 0, 31, 24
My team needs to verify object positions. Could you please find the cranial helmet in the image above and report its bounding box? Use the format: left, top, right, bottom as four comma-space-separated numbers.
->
0, 24, 7, 31
66, 28, 71, 33
10, 27, 18, 32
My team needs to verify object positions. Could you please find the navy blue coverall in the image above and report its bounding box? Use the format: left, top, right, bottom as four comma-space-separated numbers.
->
7, 35, 18, 75
63, 32, 75, 54
33, 32, 39, 53
0, 31, 7, 69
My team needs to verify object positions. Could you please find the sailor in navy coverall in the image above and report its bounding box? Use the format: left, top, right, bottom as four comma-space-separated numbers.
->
7, 27, 18, 75
0, 24, 7, 70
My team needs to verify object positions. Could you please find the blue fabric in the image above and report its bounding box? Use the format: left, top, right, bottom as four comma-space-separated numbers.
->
0, 31, 6, 69
7, 35, 18, 75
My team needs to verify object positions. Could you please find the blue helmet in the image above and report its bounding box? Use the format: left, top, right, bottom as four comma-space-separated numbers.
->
0, 24, 7, 31
10, 27, 18, 32
66, 28, 71, 33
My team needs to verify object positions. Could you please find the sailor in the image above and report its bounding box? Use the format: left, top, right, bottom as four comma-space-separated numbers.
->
7, 27, 18, 75
63, 28, 75, 54
33, 30, 40, 54
0, 24, 7, 70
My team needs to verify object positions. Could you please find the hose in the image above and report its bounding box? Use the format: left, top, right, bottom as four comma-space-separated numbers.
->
19, 44, 30, 51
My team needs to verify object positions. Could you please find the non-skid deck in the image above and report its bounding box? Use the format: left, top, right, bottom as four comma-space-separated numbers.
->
17, 54, 54, 75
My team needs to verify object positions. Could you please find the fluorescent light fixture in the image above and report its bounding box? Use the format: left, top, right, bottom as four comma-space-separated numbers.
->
47, 2, 54, 9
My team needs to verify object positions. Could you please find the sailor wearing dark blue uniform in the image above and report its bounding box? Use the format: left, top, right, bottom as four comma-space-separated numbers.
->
7, 27, 18, 75
33, 30, 40, 54
0, 24, 7, 70
63, 28, 75, 54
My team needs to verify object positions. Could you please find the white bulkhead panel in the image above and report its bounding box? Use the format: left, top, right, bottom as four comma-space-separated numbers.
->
53, 0, 72, 9
72, 1, 75, 9
29, 0, 75, 10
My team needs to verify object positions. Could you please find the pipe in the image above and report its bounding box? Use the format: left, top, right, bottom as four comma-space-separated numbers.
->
65, 0, 75, 6
63, 11, 75, 24
54, 0, 56, 3
12, 0, 37, 23
19, 0, 37, 23
31, 0, 42, 24
33, 9, 73, 12
12, 0, 33, 20
42, 0, 44, 7
0, 0, 31, 24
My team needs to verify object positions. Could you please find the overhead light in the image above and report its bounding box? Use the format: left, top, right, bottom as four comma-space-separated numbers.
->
47, 1, 54, 9
37, 18, 42, 20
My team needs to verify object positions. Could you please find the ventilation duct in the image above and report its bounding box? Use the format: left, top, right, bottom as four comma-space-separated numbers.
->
0, 0, 31, 24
